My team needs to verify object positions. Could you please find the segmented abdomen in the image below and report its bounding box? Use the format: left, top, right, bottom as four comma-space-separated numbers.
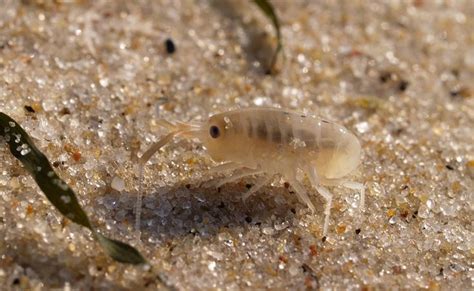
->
226, 108, 337, 151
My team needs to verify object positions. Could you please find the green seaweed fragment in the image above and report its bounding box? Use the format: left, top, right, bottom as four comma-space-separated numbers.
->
0, 111, 146, 265
252, 0, 282, 72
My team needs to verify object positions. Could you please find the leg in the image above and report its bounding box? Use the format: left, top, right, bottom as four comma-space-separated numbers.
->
315, 186, 333, 237
287, 178, 316, 213
341, 181, 365, 210
307, 167, 333, 237
242, 175, 273, 201
199, 162, 244, 188
207, 162, 242, 175
320, 177, 365, 211
139, 131, 176, 166
136, 131, 177, 240
213, 168, 263, 188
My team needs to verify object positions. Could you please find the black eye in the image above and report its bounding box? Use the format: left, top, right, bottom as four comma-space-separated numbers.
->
209, 125, 220, 138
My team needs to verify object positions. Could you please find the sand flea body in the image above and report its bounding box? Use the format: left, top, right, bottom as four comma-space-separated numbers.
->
138, 107, 365, 237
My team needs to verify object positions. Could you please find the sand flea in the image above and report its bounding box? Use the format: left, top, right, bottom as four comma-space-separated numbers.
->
137, 107, 365, 238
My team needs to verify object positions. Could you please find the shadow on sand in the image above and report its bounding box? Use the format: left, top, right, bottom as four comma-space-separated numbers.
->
210, 0, 278, 74
100, 181, 311, 246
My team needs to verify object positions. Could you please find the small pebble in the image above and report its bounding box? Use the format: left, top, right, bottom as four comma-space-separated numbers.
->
24, 105, 35, 113
262, 227, 274, 235
165, 38, 176, 54
398, 80, 409, 92
208, 261, 216, 271
111, 176, 125, 191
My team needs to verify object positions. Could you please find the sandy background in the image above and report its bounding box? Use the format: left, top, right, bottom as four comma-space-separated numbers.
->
0, 0, 473, 290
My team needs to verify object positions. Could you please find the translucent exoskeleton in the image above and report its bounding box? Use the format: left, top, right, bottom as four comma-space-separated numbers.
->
136, 107, 365, 238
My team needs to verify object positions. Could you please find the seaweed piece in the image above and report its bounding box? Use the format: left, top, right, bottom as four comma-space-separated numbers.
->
253, 0, 282, 73
0, 112, 146, 265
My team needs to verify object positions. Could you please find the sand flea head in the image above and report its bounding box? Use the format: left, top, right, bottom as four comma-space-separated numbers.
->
139, 114, 256, 165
